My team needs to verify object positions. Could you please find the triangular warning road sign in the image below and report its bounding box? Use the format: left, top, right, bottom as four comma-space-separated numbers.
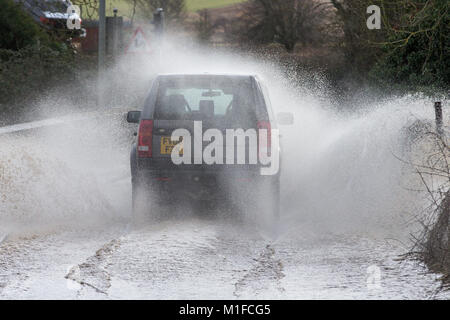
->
125, 27, 152, 54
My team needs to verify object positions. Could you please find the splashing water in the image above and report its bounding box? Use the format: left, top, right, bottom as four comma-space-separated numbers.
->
0, 37, 445, 243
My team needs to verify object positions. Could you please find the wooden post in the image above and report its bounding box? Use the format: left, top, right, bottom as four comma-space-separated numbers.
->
434, 101, 443, 136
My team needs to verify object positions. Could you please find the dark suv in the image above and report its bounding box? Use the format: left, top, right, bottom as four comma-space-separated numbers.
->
127, 74, 293, 218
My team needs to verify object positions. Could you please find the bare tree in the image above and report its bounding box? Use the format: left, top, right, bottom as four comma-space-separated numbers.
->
72, 0, 99, 20
232, 0, 328, 52
195, 9, 214, 43
414, 131, 449, 289
401, 121, 450, 289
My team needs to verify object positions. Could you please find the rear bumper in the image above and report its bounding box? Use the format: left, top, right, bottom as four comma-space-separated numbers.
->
135, 165, 278, 201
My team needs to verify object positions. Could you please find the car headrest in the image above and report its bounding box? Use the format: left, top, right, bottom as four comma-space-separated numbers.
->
166, 94, 187, 114
199, 100, 214, 118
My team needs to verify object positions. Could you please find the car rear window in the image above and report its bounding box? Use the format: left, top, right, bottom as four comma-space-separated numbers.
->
153, 76, 257, 126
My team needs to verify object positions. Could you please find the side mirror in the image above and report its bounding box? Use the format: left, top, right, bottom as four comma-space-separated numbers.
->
127, 111, 141, 124
277, 112, 294, 125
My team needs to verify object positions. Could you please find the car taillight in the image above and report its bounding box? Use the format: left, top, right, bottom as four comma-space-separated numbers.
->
40, 17, 50, 24
257, 120, 271, 158
137, 120, 153, 158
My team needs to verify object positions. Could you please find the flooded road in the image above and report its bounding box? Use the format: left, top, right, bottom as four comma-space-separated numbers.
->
0, 217, 447, 299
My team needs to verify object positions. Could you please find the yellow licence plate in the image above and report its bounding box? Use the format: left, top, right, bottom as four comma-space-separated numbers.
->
160, 136, 183, 155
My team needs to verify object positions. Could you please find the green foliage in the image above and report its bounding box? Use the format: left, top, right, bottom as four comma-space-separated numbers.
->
0, 0, 50, 50
0, 43, 78, 112
370, 0, 450, 93
0, 0, 83, 115
330, 0, 449, 93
